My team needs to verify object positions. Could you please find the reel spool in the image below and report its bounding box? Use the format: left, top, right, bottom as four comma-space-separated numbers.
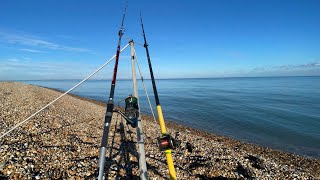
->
124, 95, 139, 128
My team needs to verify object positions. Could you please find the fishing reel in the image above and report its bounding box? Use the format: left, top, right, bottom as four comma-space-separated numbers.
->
157, 134, 174, 151
124, 95, 139, 128
113, 95, 139, 128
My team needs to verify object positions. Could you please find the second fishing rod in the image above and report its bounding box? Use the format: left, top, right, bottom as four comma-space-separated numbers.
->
97, 1, 128, 180
140, 14, 178, 180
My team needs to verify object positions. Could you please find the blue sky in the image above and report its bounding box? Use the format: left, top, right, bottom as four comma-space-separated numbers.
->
0, 0, 319, 80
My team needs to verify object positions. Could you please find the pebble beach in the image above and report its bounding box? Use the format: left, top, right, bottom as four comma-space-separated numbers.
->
0, 82, 319, 179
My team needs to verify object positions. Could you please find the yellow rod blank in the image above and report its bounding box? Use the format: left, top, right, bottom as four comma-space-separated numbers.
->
156, 105, 167, 134
156, 105, 177, 180
165, 149, 177, 180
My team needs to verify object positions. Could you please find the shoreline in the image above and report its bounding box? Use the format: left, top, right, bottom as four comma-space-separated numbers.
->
40, 84, 320, 169
42, 84, 319, 160
1, 82, 319, 179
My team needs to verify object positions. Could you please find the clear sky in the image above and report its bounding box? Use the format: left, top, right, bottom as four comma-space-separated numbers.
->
0, 0, 319, 80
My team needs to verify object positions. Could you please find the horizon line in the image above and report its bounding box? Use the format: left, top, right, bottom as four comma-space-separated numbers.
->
2, 75, 320, 81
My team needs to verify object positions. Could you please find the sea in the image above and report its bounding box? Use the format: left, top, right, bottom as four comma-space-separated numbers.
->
22, 76, 320, 159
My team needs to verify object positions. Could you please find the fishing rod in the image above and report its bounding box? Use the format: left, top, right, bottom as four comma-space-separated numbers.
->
97, 1, 128, 179
140, 13, 177, 180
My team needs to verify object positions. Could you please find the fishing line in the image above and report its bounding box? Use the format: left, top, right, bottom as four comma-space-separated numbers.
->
0, 44, 130, 140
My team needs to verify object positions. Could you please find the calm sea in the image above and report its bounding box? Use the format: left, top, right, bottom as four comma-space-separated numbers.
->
23, 76, 320, 159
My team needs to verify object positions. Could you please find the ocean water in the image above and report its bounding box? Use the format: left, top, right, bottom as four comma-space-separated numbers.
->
23, 76, 320, 159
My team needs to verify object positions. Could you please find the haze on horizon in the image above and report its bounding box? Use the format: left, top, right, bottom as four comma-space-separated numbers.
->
0, 0, 319, 80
